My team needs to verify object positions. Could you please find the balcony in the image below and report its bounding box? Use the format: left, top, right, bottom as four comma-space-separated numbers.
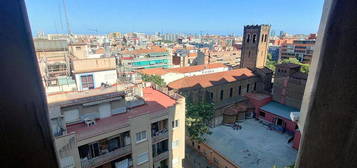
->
153, 151, 169, 163
81, 145, 132, 168
152, 129, 169, 144
151, 119, 169, 144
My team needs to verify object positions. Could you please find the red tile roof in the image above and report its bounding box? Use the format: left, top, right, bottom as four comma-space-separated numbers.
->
168, 68, 255, 89
137, 63, 227, 75
66, 87, 176, 141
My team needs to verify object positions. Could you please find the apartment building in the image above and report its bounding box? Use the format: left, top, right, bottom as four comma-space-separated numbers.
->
207, 50, 241, 67
279, 39, 315, 63
119, 46, 171, 71
33, 39, 76, 92
71, 57, 118, 91
47, 84, 185, 168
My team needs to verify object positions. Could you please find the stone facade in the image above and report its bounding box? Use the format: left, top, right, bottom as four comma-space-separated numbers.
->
272, 63, 307, 109
240, 25, 271, 69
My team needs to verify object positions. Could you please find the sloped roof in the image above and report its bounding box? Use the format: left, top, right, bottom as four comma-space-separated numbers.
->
168, 68, 255, 89
260, 101, 299, 120
137, 63, 227, 76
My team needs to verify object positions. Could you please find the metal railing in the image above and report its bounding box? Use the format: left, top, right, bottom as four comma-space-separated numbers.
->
152, 130, 169, 144
153, 151, 169, 163
81, 145, 132, 168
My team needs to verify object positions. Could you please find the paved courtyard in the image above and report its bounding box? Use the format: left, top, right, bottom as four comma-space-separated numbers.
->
204, 119, 297, 168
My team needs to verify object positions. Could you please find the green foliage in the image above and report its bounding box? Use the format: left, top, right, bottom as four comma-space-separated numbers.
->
280, 58, 310, 73
186, 102, 215, 143
265, 54, 310, 74
266, 53, 277, 71
141, 74, 166, 87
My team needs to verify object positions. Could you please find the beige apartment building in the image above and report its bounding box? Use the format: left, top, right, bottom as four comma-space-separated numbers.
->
47, 84, 185, 168
71, 57, 118, 91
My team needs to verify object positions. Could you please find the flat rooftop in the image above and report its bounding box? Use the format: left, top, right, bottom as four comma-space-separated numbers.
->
67, 87, 176, 141
205, 119, 297, 168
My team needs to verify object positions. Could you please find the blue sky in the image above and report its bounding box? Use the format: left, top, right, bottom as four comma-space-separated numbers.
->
25, 0, 324, 35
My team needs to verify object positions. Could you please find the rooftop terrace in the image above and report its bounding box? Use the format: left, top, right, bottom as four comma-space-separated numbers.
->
66, 87, 176, 141
205, 119, 297, 168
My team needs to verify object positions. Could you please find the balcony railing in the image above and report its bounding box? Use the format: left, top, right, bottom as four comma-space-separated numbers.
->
152, 129, 169, 144
153, 151, 169, 163
81, 145, 132, 168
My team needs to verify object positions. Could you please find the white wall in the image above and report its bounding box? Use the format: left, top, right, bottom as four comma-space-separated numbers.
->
45, 84, 77, 93
75, 70, 117, 91
161, 73, 185, 84
184, 67, 230, 77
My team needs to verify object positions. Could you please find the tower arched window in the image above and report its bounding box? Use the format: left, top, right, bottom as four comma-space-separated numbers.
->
253, 34, 257, 43
264, 34, 268, 42
247, 34, 251, 43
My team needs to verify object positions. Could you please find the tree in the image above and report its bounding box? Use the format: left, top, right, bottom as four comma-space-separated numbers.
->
280, 58, 310, 73
141, 74, 166, 87
186, 102, 215, 142
266, 53, 277, 71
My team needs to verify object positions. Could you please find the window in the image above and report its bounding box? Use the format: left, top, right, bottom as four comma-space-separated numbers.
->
210, 92, 214, 99
259, 112, 266, 117
238, 86, 241, 95
276, 118, 283, 126
220, 90, 224, 100
247, 84, 250, 93
172, 140, 180, 148
264, 34, 268, 42
136, 131, 147, 143
172, 120, 179, 128
253, 34, 257, 43
137, 152, 148, 165
63, 109, 79, 123
254, 82, 257, 91
246, 34, 251, 43
75, 46, 81, 50
261, 34, 264, 42
229, 87, 233, 97
81, 74, 94, 90
248, 51, 251, 57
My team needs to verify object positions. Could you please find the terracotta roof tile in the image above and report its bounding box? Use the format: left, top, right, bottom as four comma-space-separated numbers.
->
168, 68, 255, 89
137, 63, 227, 75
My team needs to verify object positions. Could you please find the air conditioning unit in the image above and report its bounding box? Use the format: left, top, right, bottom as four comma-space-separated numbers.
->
290, 112, 300, 122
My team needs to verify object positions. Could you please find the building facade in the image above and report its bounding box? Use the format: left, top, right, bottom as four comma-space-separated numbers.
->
279, 39, 315, 63
137, 63, 230, 84
48, 85, 186, 168
240, 25, 271, 69
168, 68, 272, 126
119, 46, 171, 72
71, 57, 118, 91
272, 63, 307, 109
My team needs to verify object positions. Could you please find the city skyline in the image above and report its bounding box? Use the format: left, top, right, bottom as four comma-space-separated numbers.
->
26, 0, 324, 35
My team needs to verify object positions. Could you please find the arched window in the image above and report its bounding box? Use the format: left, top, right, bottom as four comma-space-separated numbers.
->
261, 34, 265, 42
253, 34, 257, 43
247, 34, 251, 43
264, 34, 268, 42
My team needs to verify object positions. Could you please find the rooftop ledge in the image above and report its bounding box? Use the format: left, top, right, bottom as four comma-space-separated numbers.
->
66, 87, 178, 142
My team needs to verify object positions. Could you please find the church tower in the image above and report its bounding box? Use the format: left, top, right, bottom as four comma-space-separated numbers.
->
240, 25, 271, 69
